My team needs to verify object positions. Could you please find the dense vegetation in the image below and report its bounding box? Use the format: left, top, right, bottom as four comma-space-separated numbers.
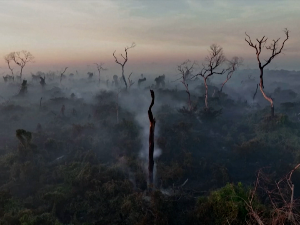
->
0, 71, 300, 224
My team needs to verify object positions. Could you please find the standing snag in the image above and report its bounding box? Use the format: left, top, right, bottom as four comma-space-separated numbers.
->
220, 57, 243, 93
9, 51, 34, 79
197, 44, 226, 110
4, 53, 15, 77
94, 63, 107, 84
60, 67, 68, 83
113, 42, 136, 90
148, 90, 156, 190
245, 28, 289, 117
177, 60, 196, 112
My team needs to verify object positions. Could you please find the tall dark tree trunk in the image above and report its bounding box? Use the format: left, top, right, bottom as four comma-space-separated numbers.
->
148, 90, 155, 190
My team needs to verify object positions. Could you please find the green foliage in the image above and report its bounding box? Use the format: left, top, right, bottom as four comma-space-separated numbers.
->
193, 183, 251, 225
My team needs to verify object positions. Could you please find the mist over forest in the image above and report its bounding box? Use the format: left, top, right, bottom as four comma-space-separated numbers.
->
1, 1, 300, 222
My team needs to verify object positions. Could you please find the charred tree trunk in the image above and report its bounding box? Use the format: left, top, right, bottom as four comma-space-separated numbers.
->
148, 90, 156, 190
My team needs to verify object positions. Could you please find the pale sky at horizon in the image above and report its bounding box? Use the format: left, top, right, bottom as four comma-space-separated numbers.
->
0, 0, 300, 77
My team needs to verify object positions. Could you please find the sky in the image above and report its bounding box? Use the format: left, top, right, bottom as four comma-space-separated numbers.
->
0, 0, 299, 77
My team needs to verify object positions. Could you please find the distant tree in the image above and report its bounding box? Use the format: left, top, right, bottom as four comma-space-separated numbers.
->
94, 63, 107, 84
197, 44, 227, 110
113, 42, 136, 90
154, 74, 166, 88
3, 75, 14, 82
220, 57, 243, 93
87, 72, 94, 79
4, 53, 14, 77
18, 80, 28, 95
5, 51, 34, 79
60, 67, 68, 83
177, 60, 196, 111
245, 28, 289, 117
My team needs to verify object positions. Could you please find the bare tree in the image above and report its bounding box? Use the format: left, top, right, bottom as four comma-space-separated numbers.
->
94, 63, 107, 84
220, 57, 243, 93
197, 44, 227, 110
4, 53, 15, 77
177, 60, 196, 111
245, 164, 300, 225
148, 90, 155, 190
60, 67, 68, 83
245, 28, 289, 117
113, 42, 136, 90
9, 51, 34, 79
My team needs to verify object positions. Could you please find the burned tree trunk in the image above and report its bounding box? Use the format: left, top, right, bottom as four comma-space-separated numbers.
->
148, 90, 156, 190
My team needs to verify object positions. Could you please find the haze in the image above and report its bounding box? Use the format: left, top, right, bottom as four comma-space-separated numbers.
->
0, 0, 300, 76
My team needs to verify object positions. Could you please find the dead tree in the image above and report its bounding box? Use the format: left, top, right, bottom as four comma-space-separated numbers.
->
197, 44, 227, 110
148, 90, 156, 190
9, 51, 34, 79
220, 57, 243, 93
4, 53, 15, 77
60, 67, 68, 83
94, 63, 107, 84
245, 28, 289, 117
113, 42, 136, 90
245, 165, 300, 225
178, 60, 195, 111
